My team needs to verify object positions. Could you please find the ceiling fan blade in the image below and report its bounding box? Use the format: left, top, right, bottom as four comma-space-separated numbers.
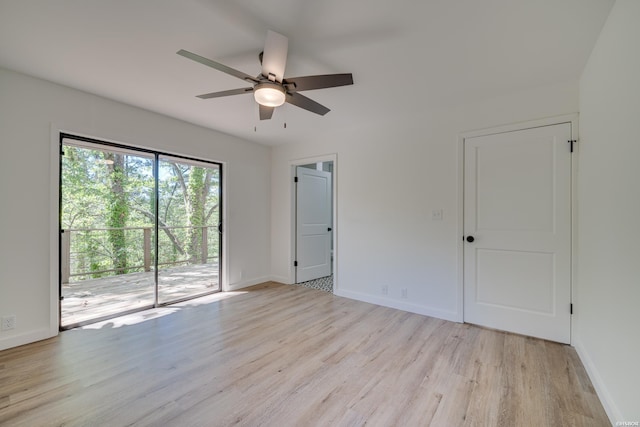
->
285, 92, 330, 116
284, 73, 353, 92
259, 104, 275, 120
196, 87, 254, 99
261, 30, 288, 82
177, 49, 259, 83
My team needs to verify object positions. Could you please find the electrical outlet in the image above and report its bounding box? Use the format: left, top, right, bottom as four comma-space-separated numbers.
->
381, 285, 388, 295
432, 209, 443, 221
2, 315, 16, 331
401, 288, 408, 299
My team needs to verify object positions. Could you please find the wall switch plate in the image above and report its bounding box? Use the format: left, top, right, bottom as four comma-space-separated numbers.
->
1, 315, 16, 331
432, 209, 443, 221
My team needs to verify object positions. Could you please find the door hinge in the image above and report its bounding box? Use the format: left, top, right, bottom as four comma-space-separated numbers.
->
294, 176, 298, 183
570, 303, 573, 315
568, 139, 577, 153
294, 261, 298, 267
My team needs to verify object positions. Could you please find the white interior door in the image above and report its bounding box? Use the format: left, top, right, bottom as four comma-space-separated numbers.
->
463, 123, 572, 343
296, 166, 332, 283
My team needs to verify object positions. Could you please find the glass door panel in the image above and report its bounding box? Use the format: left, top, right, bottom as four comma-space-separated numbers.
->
157, 156, 221, 303
60, 139, 156, 327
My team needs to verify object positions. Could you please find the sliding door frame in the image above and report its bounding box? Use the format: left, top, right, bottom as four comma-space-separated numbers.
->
58, 133, 223, 329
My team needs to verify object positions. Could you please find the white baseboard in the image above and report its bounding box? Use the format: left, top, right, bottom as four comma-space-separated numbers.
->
573, 339, 620, 425
0, 328, 56, 351
225, 276, 276, 291
334, 289, 460, 323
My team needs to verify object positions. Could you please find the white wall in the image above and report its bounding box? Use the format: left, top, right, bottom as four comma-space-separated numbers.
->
0, 68, 271, 350
576, 0, 640, 422
271, 80, 578, 321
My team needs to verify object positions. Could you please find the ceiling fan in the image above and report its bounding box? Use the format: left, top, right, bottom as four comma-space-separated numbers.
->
177, 30, 354, 120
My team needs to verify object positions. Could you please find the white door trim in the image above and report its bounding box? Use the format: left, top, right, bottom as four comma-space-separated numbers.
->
289, 154, 338, 290
456, 114, 579, 343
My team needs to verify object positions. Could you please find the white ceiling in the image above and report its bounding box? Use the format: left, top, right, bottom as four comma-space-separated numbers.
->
0, 0, 614, 146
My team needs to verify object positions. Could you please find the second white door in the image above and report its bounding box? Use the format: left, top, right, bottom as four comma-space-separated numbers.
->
296, 166, 332, 283
463, 123, 572, 343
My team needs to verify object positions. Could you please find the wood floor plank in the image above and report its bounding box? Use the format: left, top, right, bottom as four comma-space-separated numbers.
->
0, 282, 610, 426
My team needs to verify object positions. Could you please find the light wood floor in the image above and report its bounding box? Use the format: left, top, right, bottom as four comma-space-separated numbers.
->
0, 282, 609, 426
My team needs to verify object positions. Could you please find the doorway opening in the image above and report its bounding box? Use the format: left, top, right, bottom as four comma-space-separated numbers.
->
59, 134, 222, 328
294, 160, 334, 293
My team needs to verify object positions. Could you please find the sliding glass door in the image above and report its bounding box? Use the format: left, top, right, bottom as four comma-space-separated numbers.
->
157, 156, 221, 303
59, 135, 222, 328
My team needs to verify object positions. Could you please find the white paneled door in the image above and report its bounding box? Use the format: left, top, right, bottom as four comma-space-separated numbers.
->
463, 123, 572, 343
296, 166, 332, 283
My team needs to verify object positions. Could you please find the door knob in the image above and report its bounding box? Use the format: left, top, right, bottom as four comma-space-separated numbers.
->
466, 236, 475, 243
327, 227, 332, 232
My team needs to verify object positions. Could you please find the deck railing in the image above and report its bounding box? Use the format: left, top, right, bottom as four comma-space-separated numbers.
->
61, 225, 218, 283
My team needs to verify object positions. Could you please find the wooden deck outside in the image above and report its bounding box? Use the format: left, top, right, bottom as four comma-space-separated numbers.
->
61, 264, 219, 326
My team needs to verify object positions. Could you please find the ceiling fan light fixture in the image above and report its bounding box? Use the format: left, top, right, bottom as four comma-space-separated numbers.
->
254, 82, 285, 107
